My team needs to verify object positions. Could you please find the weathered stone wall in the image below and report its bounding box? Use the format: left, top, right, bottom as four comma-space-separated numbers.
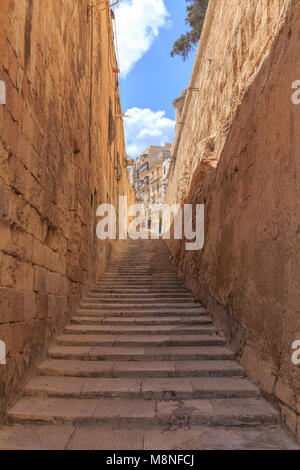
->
0, 0, 132, 415
167, 0, 300, 441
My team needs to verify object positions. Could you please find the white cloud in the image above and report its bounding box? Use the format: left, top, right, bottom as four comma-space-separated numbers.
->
124, 107, 175, 157
114, 0, 169, 77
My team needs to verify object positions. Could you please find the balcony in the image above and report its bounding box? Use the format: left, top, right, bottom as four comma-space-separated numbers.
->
139, 176, 149, 187
140, 162, 149, 171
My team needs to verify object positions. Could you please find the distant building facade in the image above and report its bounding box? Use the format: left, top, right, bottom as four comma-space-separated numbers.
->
133, 144, 172, 215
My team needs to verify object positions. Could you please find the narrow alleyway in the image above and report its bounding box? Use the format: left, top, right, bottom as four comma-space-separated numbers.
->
0, 240, 297, 450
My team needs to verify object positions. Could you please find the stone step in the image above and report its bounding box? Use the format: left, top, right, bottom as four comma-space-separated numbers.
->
102, 277, 175, 280
100, 279, 178, 283
104, 267, 175, 270
71, 316, 212, 326
0, 423, 298, 450
103, 273, 176, 277
56, 334, 225, 348
88, 292, 192, 298
86, 295, 193, 303
8, 397, 280, 427
77, 308, 206, 317
100, 274, 178, 279
64, 324, 216, 336
103, 268, 176, 271
99, 266, 177, 269
97, 276, 178, 280
106, 265, 174, 268
91, 288, 189, 294
104, 271, 178, 282
95, 281, 185, 285
48, 345, 235, 361
95, 281, 181, 287
24, 376, 261, 400
103, 276, 176, 279
93, 285, 182, 290
107, 265, 174, 268
38, 359, 246, 378
79, 302, 202, 310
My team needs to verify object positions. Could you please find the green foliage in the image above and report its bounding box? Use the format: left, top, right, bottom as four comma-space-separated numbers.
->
171, 0, 208, 60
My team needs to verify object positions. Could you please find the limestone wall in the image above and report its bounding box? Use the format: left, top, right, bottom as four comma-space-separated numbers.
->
0, 0, 132, 415
167, 0, 300, 441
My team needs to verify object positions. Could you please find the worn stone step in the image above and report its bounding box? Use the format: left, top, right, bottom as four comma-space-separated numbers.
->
106, 265, 174, 268
91, 288, 189, 294
48, 345, 234, 361
95, 282, 181, 287
8, 397, 280, 426
86, 295, 193, 303
97, 275, 177, 279
24, 376, 261, 400
88, 292, 193, 299
38, 359, 246, 378
107, 265, 174, 268
105, 270, 175, 273
99, 265, 173, 268
91, 286, 188, 291
102, 276, 172, 279
71, 316, 212, 326
79, 302, 202, 310
97, 276, 178, 279
1, 423, 298, 450
100, 279, 178, 284
100, 279, 178, 283
103, 276, 176, 279
56, 334, 225, 348
101, 274, 178, 279
64, 324, 216, 336
94, 281, 185, 285
77, 308, 206, 317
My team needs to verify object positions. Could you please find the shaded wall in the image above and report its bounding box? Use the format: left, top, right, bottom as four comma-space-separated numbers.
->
0, 0, 132, 414
167, 0, 300, 440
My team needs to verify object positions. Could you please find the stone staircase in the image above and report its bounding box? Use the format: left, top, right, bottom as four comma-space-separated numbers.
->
0, 240, 298, 449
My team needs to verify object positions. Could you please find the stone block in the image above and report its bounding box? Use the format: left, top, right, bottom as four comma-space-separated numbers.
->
0, 221, 11, 251
36, 293, 48, 320
275, 379, 296, 409
33, 265, 47, 293
0, 178, 10, 220
15, 261, 34, 291
0, 288, 24, 324
281, 405, 297, 435
0, 251, 16, 288
23, 291, 37, 321
10, 227, 33, 260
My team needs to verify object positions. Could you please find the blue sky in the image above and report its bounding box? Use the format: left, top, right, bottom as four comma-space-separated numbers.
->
114, 0, 196, 157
